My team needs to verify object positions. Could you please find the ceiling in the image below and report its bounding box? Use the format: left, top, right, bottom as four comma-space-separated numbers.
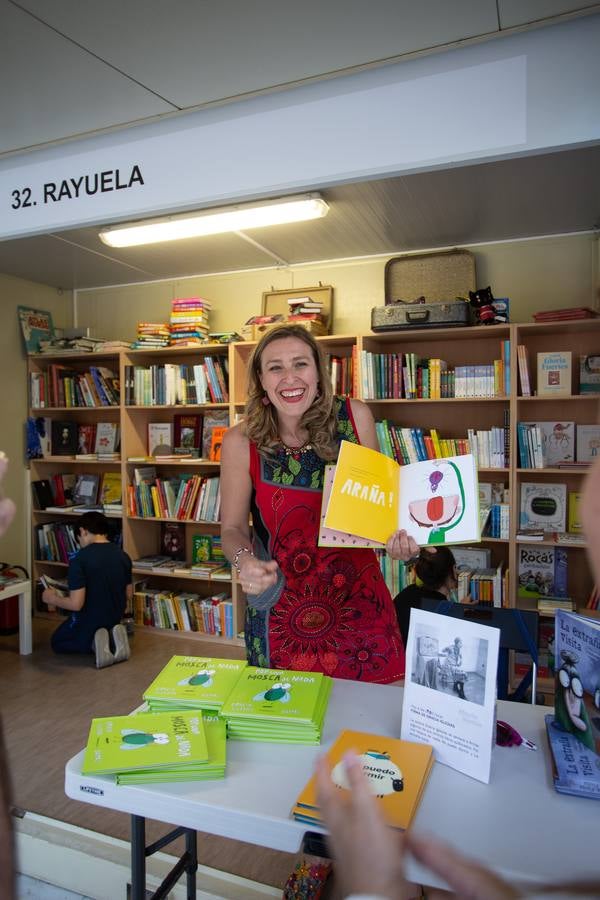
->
0, 144, 598, 291
2, 0, 599, 291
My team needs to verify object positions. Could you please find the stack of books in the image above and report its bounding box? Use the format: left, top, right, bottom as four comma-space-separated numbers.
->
220, 666, 333, 744
169, 296, 211, 346
533, 306, 598, 322
143, 656, 247, 713
81, 709, 226, 784
292, 729, 434, 829
286, 296, 328, 333
132, 322, 170, 349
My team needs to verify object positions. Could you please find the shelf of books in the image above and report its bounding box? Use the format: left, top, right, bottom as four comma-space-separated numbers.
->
120, 344, 237, 644
512, 319, 600, 697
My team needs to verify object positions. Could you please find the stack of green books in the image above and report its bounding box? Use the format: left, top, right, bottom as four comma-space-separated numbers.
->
220, 666, 333, 744
81, 709, 226, 784
143, 656, 247, 713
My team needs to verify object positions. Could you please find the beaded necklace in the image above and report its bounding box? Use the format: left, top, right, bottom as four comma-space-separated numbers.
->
278, 437, 313, 456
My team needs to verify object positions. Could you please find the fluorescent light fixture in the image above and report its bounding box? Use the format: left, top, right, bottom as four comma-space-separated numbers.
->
99, 194, 329, 248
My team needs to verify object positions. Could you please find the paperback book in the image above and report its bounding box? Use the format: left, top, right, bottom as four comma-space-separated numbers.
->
219, 666, 333, 744
81, 709, 209, 776
545, 610, 600, 799
401, 607, 500, 784
576, 425, 600, 463
292, 729, 434, 831
519, 482, 566, 532
517, 544, 567, 599
320, 441, 479, 547
579, 354, 600, 394
143, 655, 247, 712
536, 350, 572, 396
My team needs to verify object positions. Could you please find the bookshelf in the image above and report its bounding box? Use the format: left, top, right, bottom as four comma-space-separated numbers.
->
27, 321, 600, 672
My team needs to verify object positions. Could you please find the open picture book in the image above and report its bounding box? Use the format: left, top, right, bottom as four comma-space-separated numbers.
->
319, 441, 480, 547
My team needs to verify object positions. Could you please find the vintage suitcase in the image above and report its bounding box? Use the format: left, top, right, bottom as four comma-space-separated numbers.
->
371, 299, 470, 331
371, 248, 476, 332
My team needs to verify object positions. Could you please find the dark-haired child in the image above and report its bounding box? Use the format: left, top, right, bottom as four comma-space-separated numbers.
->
393, 546, 458, 647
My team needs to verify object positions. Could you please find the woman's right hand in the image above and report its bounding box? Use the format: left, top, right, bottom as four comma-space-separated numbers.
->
238, 555, 279, 595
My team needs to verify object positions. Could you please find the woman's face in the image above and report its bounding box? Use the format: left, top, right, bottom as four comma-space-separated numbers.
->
259, 336, 319, 420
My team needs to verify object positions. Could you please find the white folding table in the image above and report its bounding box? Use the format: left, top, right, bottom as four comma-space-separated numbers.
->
65, 679, 599, 899
0, 578, 32, 654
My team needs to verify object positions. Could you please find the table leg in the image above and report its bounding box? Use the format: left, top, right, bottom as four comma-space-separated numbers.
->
185, 829, 197, 900
18, 587, 32, 655
131, 815, 146, 900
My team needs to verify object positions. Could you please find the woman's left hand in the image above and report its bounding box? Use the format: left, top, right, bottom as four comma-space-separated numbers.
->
386, 529, 420, 561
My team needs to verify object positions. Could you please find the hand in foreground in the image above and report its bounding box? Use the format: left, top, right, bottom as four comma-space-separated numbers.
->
386, 529, 420, 562
238, 555, 280, 596
405, 832, 520, 900
0, 453, 16, 538
41, 588, 58, 611
315, 750, 409, 900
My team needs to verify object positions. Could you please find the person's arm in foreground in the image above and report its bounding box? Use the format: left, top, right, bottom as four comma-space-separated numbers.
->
315, 749, 519, 900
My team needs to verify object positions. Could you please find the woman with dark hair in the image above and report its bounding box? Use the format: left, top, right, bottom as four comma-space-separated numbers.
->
393, 546, 458, 646
221, 324, 419, 683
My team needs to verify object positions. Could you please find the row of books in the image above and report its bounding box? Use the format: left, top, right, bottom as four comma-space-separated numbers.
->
34, 521, 122, 563
456, 562, 504, 606
517, 421, 600, 468
123, 356, 229, 406
128, 472, 221, 522
31, 471, 122, 512
32, 418, 120, 458
327, 353, 354, 397
481, 503, 510, 539
518, 348, 600, 397
360, 344, 509, 400
169, 296, 211, 346
133, 586, 234, 637
30, 364, 119, 408
375, 420, 509, 469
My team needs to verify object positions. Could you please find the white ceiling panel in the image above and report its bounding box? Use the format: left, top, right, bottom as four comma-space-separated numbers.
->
13, 0, 499, 110
498, 1, 600, 28
0, 0, 176, 156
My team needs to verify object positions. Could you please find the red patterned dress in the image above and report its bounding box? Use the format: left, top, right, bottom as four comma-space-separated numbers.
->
245, 397, 405, 682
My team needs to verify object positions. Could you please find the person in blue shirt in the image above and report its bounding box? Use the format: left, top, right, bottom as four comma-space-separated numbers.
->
41, 511, 132, 668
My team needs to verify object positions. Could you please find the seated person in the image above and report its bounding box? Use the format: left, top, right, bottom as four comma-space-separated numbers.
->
41, 511, 132, 669
394, 547, 458, 647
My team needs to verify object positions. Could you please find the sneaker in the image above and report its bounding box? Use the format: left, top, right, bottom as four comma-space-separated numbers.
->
112, 623, 130, 664
94, 628, 114, 669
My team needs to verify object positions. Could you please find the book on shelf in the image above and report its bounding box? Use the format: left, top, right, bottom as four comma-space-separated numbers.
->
94, 422, 120, 455
533, 421, 575, 466
579, 353, 600, 394
576, 424, 600, 463
219, 666, 333, 744
192, 534, 213, 562
143, 656, 247, 712
209, 426, 227, 462
160, 522, 186, 560
401, 607, 500, 783
81, 709, 209, 778
537, 596, 574, 613
544, 610, 600, 799
536, 350, 572, 397
517, 344, 532, 396
292, 729, 434, 830
50, 472, 77, 508
173, 414, 202, 457
148, 422, 174, 457
519, 482, 567, 532
320, 441, 480, 548
517, 544, 567, 600
77, 423, 97, 456
568, 491, 583, 533
516, 530, 545, 541
201, 410, 229, 460
31, 478, 55, 510
98, 472, 122, 507
51, 420, 78, 456
18, 305, 55, 353
72, 473, 100, 508
132, 554, 173, 569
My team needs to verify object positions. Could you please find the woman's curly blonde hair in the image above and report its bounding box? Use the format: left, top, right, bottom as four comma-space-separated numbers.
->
244, 324, 339, 460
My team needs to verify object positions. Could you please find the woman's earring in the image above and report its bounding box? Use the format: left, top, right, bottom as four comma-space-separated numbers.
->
262, 393, 270, 406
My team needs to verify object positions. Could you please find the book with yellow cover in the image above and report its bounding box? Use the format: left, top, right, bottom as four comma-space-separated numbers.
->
292, 729, 434, 831
320, 441, 479, 547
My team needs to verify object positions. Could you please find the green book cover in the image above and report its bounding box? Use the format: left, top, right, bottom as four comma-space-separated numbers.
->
143, 656, 247, 711
220, 667, 332, 725
81, 709, 208, 775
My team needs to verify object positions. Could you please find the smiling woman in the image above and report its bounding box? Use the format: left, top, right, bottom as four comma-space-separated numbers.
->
220, 324, 419, 683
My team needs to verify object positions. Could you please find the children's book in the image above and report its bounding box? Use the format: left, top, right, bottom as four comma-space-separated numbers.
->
148, 422, 174, 457
143, 656, 247, 712
201, 410, 229, 460
536, 350, 572, 396
576, 424, 600, 463
401, 607, 500, 784
545, 610, 600, 799
517, 544, 567, 599
522, 421, 575, 466
173, 414, 202, 456
579, 353, 600, 394
220, 666, 332, 744
99, 472, 122, 506
17, 306, 55, 353
192, 534, 213, 562
160, 522, 186, 560
95, 422, 120, 454
81, 709, 209, 775
72, 473, 100, 507
519, 482, 566, 532
320, 442, 479, 547
209, 426, 227, 462
568, 491, 582, 533
292, 729, 434, 831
